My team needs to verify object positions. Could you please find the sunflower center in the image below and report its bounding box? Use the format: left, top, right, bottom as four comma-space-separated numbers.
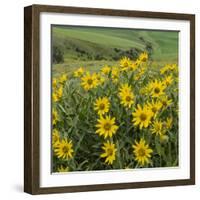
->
62, 146, 69, 153
107, 148, 113, 156
138, 148, 146, 157
87, 78, 93, 85
99, 103, 105, 110
124, 62, 128, 67
155, 124, 161, 131
142, 57, 147, 62
140, 113, 147, 121
152, 107, 157, 113
162, 100, 167, 106
104, 122, 111, 131
154, 87, 160, 94
125, 95, 131, 102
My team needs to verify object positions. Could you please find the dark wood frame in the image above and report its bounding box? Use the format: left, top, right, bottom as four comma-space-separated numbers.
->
24, 4, 195, 195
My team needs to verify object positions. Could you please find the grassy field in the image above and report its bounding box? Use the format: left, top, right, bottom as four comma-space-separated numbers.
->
52, 26, 178, 76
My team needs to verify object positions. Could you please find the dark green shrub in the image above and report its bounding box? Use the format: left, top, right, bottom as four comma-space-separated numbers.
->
53, 45, 64, 64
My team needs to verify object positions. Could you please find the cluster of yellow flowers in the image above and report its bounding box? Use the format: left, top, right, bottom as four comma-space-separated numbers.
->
52, 74, 67, 102
52, 52, 178, 172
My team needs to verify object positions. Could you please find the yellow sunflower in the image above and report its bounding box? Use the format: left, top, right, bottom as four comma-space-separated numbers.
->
59, 74, 67, 84
149, 80, 166, 98
135, 58, 142, 67
111, 67, 120, 82
100, 141, 117, 165
147, 100, 162, 117
130, 61, 137, 71
163, 75, 173, 86
140, 84, 151, 95
151, 119, 163, 136
101, 65, 111, 75
52, 78, 57, 88
139, 52, 148, 62
120, 90, 134, 108
57, 85, 63, 98
120, 57, 131, 71
52, 85, 63, 102
52, 129, 60, 147
134, 67, 146, 80
170, 63, 178, 72
52, 109, 59, 125
54, 138, 73, 160
132, 104, 153, 129
52, 92, 59, 102
118, 83, 132, 96
81, 72, 98, 90
133, 138, 153, 166
95, 115, 119, 138
160, 64, 171, 74
96, 73, 105, 85
74, 67, 84, 77
160, 64, 178, 74
165, 117, 173, 130
160, 95, 172, 108
57, 165, 69, 172
94, 97, 110, 115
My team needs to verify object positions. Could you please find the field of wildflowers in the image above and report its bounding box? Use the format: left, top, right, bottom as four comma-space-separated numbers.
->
52, 52, 179, 172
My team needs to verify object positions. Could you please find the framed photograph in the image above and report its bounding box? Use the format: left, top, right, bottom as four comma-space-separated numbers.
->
24, 4, 195, 194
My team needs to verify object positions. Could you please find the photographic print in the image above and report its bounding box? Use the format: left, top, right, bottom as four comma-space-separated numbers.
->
24, 5, 195, 194
51, 25, 179, 173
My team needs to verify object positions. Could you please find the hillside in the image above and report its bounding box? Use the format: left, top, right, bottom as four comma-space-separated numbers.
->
52, 26, 178, 75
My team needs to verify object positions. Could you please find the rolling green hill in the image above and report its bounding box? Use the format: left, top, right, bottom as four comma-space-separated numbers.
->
52, 26, 178, 75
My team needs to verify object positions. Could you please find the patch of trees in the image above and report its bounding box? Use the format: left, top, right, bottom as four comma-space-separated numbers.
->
139, 37, 153, 58
74, 47, 106, 60
52, 45, 64, 64
112, 47, 141, 60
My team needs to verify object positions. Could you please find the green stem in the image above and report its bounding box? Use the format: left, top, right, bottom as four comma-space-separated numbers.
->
116, 140, 122, 169
168, 140, 172, 166
160, 154, 162, 167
